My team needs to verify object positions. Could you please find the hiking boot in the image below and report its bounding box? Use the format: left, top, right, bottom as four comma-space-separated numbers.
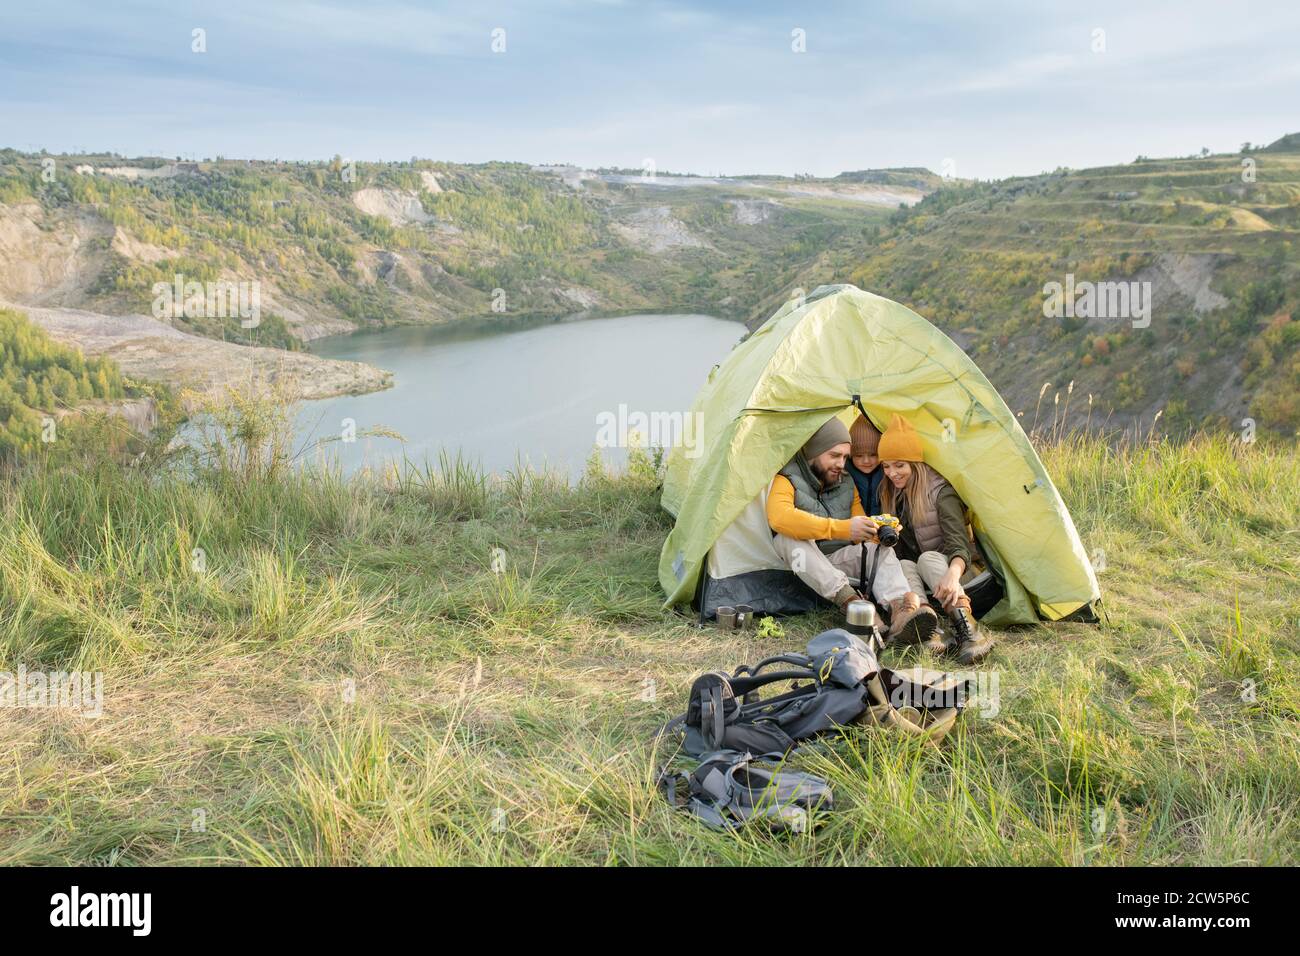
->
947, 597, 994, 665
920, 620, 951, 655
887, 600, 939, 647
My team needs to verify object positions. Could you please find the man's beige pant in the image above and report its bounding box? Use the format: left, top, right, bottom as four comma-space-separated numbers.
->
899, 551, 956, 603
771, 534, 910, 607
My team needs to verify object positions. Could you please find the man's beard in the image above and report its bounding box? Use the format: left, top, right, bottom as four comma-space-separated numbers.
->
811, 460, 841, 487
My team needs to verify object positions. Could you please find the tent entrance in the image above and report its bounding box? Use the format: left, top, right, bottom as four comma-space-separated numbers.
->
693, 490, 821, 619
692, 484, 1013, 622
659, 284, 1102, 626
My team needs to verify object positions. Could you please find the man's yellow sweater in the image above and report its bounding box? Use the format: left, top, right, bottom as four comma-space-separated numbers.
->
766, 474, 866, 541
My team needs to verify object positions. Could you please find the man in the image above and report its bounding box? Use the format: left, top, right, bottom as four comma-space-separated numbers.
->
767, 417, 939, 645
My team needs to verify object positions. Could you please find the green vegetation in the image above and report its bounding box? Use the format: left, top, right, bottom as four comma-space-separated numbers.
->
833, 167, 944, 190
0, 395, 1295, 864
107, 259, 301, 350
0, 151, 894, 335
772, 137, 1300, 436
0, 308, 135, 459
421, 164, 601, 285
857, 155, 1294, 431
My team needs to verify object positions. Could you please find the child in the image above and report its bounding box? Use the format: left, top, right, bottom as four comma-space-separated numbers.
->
847, 415, 884, 516
876, 414, 994, 665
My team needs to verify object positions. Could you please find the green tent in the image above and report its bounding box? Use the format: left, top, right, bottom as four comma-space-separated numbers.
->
659, 284, 1099, 627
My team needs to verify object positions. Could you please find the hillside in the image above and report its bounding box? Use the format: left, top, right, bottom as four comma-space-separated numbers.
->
769, 135, 1300, 435
1, 140, 1297, 434
0, 307, 140, 460
0, 152, 911, 327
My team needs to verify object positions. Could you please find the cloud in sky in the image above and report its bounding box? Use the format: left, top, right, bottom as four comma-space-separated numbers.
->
1, 0, 1296, 178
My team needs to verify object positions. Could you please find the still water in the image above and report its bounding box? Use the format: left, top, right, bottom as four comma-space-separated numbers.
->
295, 313, 743, 476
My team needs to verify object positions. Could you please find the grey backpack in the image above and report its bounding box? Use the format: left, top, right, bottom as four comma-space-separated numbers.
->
657, 629, 972, 829
665, 629, 967, 757
659, 750, 833, 832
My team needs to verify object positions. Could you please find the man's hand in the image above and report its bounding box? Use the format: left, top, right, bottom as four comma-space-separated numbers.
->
848, 516, 877, 542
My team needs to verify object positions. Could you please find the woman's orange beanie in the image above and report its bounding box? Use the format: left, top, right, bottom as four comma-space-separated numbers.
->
876, 414, 924, 463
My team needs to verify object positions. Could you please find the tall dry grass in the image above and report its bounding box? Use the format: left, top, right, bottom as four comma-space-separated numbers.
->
0, 393, 1295, 864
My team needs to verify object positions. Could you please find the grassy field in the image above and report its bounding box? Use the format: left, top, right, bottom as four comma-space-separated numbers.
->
1, 413, 1297, 865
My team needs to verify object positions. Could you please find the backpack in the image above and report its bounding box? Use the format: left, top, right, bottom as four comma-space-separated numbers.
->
657, 629, 973, 829
663, 629, 970, 758
658, 750, 833, 832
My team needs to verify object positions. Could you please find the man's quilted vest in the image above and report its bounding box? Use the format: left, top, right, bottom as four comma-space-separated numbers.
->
778, 457, 856, 554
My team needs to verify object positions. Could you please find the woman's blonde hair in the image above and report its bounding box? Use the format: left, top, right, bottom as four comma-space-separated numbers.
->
879, 459, 936, 529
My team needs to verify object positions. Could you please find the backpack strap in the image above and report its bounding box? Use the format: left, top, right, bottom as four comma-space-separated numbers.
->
651, 673, 814, 750
734, 654, 815, 678
726, 669, 821, 698
737, 681, 820, 719
732, 658, 819, 705
657, 666, 826, 755
653, 712, 687, 743
703, 683, 727, 751
656, 766, 689, 808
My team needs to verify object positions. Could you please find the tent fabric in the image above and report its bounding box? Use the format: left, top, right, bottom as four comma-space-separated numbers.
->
706, 486, 786, 578
696, 486, 825, 618
658, 284, 1099, 626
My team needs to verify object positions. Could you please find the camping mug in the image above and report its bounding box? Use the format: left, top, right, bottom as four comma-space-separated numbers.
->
734, 605, 754, 629
716, 606, 738, 630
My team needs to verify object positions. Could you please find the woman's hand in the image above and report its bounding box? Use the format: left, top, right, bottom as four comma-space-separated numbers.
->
933, 565, 965, 609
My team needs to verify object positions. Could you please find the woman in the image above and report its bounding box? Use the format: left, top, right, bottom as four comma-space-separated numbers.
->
876, 414, 994, 665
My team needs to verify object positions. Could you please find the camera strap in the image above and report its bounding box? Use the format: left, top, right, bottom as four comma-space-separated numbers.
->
850, 394, 883, 600
858, 540, 881, 599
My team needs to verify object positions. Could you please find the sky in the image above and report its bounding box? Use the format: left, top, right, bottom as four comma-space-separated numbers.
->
1, 0, 1297, 180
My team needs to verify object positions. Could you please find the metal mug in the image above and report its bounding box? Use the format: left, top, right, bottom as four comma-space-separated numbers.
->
734, 604, 754, 630
716, 606, 738, 630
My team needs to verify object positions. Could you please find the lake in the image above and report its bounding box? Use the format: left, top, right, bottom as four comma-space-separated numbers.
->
295, 312, 744, 477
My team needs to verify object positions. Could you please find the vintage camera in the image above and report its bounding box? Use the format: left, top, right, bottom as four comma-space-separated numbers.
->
871, 513, 902, 548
